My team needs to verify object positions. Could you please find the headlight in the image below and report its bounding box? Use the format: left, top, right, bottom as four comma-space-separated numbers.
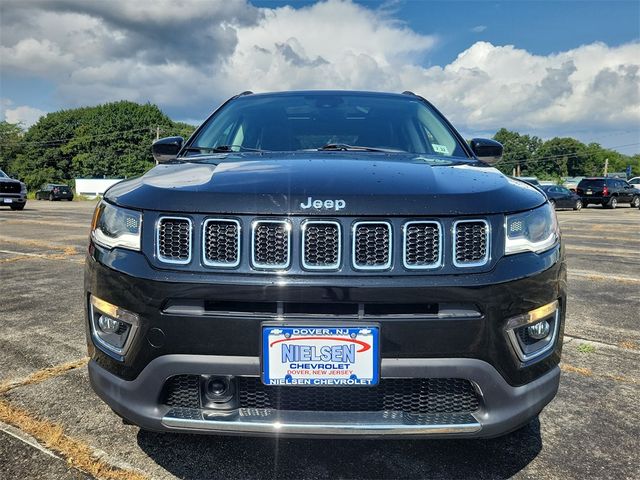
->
20, 183, 27, 194
91, 201, 141, 251
505, 203, 558, 255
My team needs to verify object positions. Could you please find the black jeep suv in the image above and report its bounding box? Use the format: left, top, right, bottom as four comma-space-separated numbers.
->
576, 177, 640, 208
0, 169, 27, 210
85, 91, 566, 438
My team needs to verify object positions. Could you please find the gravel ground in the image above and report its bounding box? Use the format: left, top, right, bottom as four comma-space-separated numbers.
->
0, 200, 638, 479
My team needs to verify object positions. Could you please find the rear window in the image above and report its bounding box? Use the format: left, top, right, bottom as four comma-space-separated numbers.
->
578, 179, 605, 188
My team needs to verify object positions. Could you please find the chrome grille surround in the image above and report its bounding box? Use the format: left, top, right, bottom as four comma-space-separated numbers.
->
301, 220, 342, 270
402, 221, 443, 270
452, 219, 490, 267
352, 221, 392, 271
202, 218, 241, 268
156, 216, 192, 264
251, 220, 292, 270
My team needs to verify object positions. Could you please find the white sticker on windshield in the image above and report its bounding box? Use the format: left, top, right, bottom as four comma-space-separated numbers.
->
432, 144, 449, 154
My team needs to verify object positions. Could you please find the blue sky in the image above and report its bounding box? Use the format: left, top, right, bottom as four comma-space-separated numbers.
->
1, 0, 639, 152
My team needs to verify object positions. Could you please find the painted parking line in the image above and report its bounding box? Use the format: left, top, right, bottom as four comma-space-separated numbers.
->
568, 270, 640, 285
0, 249, 84, 264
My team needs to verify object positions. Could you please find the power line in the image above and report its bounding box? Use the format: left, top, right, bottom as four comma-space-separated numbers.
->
0, 126, 160, 148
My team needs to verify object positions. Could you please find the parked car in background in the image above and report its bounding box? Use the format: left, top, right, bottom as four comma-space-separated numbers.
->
576, 177, 640, 209
0, 169, 27, 210
515, 176, 541, 186
539, 185, 583, 210
561, 177, 584, 192
36, 184, 74, 201
628, 177, 640, 190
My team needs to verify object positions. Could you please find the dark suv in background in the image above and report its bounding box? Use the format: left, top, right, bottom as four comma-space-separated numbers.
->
36, 183, 74, 201
576, 178, 640, 208
0, 169, 27, 210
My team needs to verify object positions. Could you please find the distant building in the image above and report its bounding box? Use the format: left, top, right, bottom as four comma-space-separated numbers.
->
74, 178, 123, 198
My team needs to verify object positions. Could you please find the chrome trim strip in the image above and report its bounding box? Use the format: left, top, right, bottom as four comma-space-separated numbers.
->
452, 219, 490, 268
352, 221, 393, 271
202, 218, 241, 268
251, 219, 292, 270
301, 220, 342, 270
402, 221, 443, 270
162, 409, 481, 436
506, 308, 561, 362
156, 216, 192, 265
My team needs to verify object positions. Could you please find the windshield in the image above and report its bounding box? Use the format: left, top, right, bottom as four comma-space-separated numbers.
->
0, 170, 7, 178
187, 93, 469, 158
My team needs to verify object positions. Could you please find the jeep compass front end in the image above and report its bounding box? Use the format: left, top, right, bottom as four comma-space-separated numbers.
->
85, 91, 565, 438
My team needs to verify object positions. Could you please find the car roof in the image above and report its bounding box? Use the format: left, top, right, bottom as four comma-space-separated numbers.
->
236, 90, 418, 100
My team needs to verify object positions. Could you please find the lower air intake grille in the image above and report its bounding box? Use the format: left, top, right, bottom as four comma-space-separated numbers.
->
203, 219, 240, 267
252, 220, 290, 269
404, 222, 441, 268
302, 221, 340, 269
353, 222, 391, 270
157, 217, 191, 264
238, 377, 479, 414
454, 220, 488, 266
163, 376, 480, 414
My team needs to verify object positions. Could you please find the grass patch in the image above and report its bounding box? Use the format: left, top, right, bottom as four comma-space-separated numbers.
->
577, 343, 596, 354
0, 400, 147, 480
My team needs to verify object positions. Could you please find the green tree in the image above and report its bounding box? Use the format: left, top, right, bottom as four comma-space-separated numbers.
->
0, 121, 24, 174
11, 101, 196, 189
493, 128, 542, 175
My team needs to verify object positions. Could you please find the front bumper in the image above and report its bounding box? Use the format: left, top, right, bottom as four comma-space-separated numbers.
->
89, 356, 559, 438
85, 242, 565, 437
0, 194, 26, 206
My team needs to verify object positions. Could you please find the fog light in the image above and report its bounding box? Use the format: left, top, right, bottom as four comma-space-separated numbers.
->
202, 376, 236, 408
89, 295, 139, 360
505, 300, 560, 363
527, 321, 550, 340
97, 315, 121, 334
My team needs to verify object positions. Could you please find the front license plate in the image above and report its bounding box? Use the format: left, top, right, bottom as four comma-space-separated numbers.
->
3, 198, 12, 203
262, 325, 379, 386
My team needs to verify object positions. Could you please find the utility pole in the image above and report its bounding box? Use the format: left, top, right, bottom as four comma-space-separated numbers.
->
603, 158, 608, 177
156, 126, 160, 141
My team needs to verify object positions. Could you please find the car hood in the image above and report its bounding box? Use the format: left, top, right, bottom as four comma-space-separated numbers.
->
105, 153, 546, 216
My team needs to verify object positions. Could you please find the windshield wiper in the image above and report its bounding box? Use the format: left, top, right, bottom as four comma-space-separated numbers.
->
317, 143, 404, 153
182, 145, 267, 155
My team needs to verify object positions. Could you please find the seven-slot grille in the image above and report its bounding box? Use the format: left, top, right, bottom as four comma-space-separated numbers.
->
302, 221, 341, 269
203, 219, 240, 267
353, 222, 392, 270
454, 220, 489, 267
154, 217, 493, 271
157, 217, 192, 264
403, 221, 441, 269
251, 220, 291, 269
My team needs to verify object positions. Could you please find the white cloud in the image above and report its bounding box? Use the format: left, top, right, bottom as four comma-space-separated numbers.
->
471, 25, 487, 33
0, 0, 638, 141
0, 100, 47, 127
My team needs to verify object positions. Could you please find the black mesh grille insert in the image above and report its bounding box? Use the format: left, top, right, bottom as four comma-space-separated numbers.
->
158, 218, 191, 262
303, 222, 340, 268
204, 220, 239, 266
0, 182, 21, 194
163, 376, 479, 414
239, 377, 478, 414
404, 222, 440, 267
354, 222, 391, 269
455, 221, 488, 265
253, 221, 290, 268
163, 375, 200, 409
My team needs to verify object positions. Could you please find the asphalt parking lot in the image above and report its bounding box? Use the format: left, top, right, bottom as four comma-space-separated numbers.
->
0, 200, 638, 480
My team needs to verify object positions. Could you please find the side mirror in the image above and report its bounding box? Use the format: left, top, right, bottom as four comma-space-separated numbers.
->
470, 138, 503, 164
152, 136, 184, 163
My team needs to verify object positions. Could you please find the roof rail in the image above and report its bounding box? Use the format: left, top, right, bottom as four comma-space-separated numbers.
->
401, 91, 417, 96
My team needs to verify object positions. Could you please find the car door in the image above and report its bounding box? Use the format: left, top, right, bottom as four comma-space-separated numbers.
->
621, 181, 636, 202
556, 187, 573, 208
